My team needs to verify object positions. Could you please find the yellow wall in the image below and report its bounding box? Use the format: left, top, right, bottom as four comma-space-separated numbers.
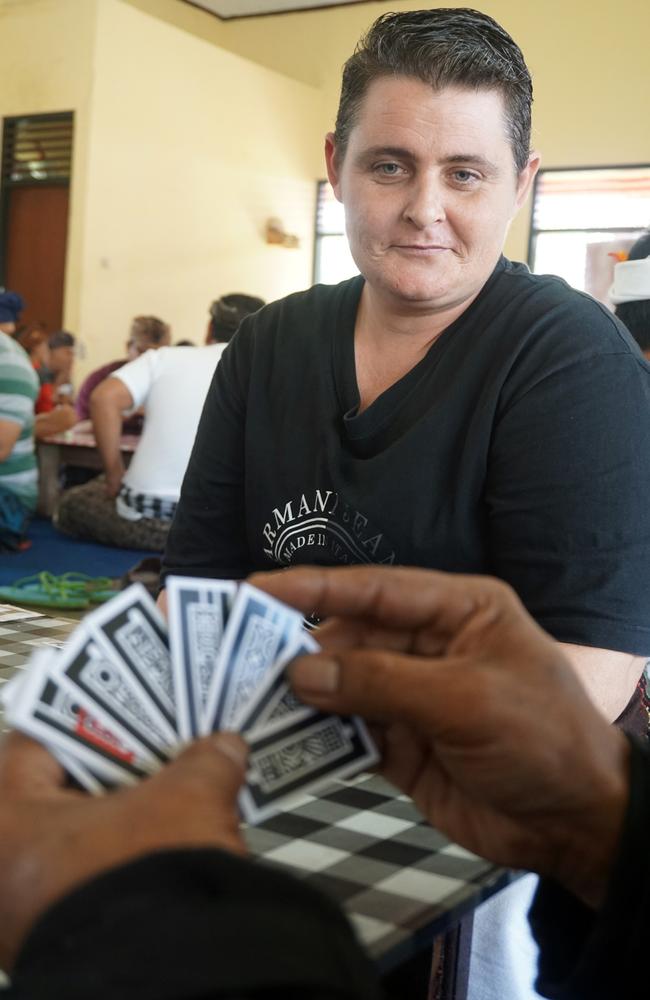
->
75, 0, 321, 370
0, 0, 322, 374
0, 0, 97, 336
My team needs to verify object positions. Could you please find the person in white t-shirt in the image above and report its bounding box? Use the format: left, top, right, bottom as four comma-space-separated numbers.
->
54, 293, 264, 550
53, 343, 224, 550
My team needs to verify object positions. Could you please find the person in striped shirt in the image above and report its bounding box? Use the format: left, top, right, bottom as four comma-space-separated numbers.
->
0, 331, 39, 517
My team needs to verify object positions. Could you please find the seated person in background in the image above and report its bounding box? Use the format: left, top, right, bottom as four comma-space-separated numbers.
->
44, 330, 77, 404
75, 315, 171, 424
611, 230, 650, 358
0, 566, 647, 1000
17, 324, 51, 411
205, 293, 265, 345
0, 328, 38, 546
16, 325, 76, 437
53, 344, 223, 552
54, 297, 264, 550
54, 338, 224, 551
0, 289, 24, 336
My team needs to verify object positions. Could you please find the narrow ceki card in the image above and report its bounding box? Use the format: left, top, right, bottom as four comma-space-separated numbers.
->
167, 576, 236, 739
203, 583, 303, 733
235, 632, 320, 733
50, 627, 176, 761
84, 584, 178, 735
240, 710, 379, 824
7, 650, 158, 786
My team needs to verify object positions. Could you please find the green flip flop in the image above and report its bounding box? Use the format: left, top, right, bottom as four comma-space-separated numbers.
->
0, 571, 120, 610
55, 572, 120, 604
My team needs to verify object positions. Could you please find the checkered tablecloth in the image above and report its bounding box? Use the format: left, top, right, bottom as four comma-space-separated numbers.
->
0, 610, 76, 731
0, 604, 44, 623
0, 606, 513, 972
244, 771, 513, 972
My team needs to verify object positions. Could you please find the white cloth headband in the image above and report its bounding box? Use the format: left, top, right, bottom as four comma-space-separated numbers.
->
610, 257, 650, 304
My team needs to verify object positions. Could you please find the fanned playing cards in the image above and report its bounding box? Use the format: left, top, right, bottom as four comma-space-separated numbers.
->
3, 579, 378, 823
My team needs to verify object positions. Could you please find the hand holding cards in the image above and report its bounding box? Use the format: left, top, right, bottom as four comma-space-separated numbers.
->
3, 579, 378, 822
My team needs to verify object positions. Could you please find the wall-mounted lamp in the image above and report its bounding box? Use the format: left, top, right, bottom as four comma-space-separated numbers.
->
266, 217, 300, 249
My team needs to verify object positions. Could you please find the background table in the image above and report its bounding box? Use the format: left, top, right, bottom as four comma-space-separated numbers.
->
36, 420, 139, 516
0, 606, 514, 986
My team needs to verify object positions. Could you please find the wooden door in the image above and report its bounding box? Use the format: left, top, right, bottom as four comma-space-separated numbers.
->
5, 185, 69, 332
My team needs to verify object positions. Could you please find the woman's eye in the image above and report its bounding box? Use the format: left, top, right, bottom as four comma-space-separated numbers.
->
453, 170, 479, 184
375, 162, 404, 177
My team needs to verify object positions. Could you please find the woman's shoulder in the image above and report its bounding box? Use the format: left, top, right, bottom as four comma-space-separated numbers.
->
240, 276, 363, 344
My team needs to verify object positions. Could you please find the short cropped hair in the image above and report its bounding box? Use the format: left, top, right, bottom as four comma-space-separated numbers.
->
334, 7, 533, 173
129, 315, 171, 349
208, 294, 265, 344
627, 232, 650, 263
48, 329, 75, 350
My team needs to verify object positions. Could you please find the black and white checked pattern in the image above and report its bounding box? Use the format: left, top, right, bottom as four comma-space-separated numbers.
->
0, 612, 72, 669
0, 606, 513, 972
119, 485, 176, 521
244, 772, 514, 972
0, 612, 75, 732
0, 604, 43, 624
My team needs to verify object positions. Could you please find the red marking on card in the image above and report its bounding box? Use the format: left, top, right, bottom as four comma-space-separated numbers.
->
74, 707, 135, 764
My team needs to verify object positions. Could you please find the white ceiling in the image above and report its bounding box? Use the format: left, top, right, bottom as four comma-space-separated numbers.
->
185, 0, 371, 20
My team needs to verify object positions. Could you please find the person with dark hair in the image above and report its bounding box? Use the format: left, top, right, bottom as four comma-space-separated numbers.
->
16, 324, 77, 437
46, 330, 76, 401
612, 230, 650, 356
75, 315, 172, 422
32, 329, 78, 418
160, 12, 650, 996
206, 293, 265, 345
0, 289, 24, 335
334, 7, 532, 172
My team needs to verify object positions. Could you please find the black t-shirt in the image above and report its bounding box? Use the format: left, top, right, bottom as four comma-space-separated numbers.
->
163, 258, 650, 654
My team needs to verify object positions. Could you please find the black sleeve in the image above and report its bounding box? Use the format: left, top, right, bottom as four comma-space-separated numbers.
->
530, 737, 650, 999
161, 327, 253, 585
8, 848, 381, 1000
487, 348, 650, 654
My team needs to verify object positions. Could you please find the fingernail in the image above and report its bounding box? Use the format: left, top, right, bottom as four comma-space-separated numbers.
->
212, 733, 248, 771
291, 656, 340, 694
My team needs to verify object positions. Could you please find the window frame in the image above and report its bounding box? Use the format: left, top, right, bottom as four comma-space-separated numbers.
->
527, 162, 650, 270
313, 178, 360, 286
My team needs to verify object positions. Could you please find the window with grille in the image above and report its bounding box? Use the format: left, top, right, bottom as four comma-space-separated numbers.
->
529, 165, 650, 304
1, 112, 73, 186
313, 180, 359, 285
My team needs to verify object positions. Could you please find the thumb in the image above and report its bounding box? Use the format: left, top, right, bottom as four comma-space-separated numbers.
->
0, 732, 68, 798
289, 649, 472, 731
